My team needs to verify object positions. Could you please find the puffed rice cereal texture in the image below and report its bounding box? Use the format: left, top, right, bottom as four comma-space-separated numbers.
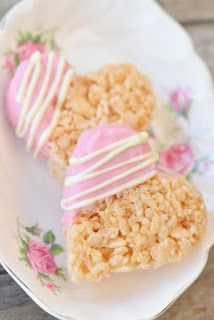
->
48, 64, 157, 183
65, 172, 207, 282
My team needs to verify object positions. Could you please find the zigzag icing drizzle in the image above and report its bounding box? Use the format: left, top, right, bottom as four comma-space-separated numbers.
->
61, 132, 159, 213
16, 51, 74, 157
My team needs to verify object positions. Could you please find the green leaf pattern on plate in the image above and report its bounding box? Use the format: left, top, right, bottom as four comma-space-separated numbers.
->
16, 218, 66, 294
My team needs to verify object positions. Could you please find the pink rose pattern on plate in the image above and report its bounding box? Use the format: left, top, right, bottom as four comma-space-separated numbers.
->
169, 87, 191, 115
159, 143, 194, 175
4, 28, 59, 72
27, 240, 57, 274
152, 87, 212, 177
158, 143, 212, 178
17, 40, 46, 61
196, 159, 211, 174
17, 219, 66, 294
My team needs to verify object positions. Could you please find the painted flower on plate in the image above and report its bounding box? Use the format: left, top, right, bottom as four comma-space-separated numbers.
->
197, 159, 211, 174
159, 143, 194, 175
169, 87, 191, 114
17, 40, 46, 61
17, 220, 66, 294
4, 54, 14, 71
4, 28, 59, 72
42, 280, 57, 292
27, 239, 57, 274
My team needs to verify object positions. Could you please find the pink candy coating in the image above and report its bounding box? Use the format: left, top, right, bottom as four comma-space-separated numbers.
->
6, 52, 72, 159
62, 123, 156, 225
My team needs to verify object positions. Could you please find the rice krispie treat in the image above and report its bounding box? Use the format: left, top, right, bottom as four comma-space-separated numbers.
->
61, 123, 207, 282
6, 52, 156, 182
6, 51, 75, 159
48, 64, 156, 182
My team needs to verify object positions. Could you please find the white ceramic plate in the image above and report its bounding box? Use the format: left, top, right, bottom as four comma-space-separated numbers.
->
0, 1, 214, 319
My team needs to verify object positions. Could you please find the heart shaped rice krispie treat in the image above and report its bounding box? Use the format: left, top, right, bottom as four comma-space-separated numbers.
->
61, 123, 207, 282
6, 51, 156, 182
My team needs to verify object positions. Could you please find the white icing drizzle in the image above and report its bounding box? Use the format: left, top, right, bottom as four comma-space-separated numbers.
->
16, 51, 74, 156
61, 132, 159, 212
70, 132, 149, 165
34, 68, 75, 157
65, 151, 155, 186
62, 171, 156, 212
27, 55, 66, 150
19, 52, 55, 138
16, 52, 42, 135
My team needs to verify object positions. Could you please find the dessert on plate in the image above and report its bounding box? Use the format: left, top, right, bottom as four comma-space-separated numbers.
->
6, 51, 156, 182
62, 123, 207, 282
